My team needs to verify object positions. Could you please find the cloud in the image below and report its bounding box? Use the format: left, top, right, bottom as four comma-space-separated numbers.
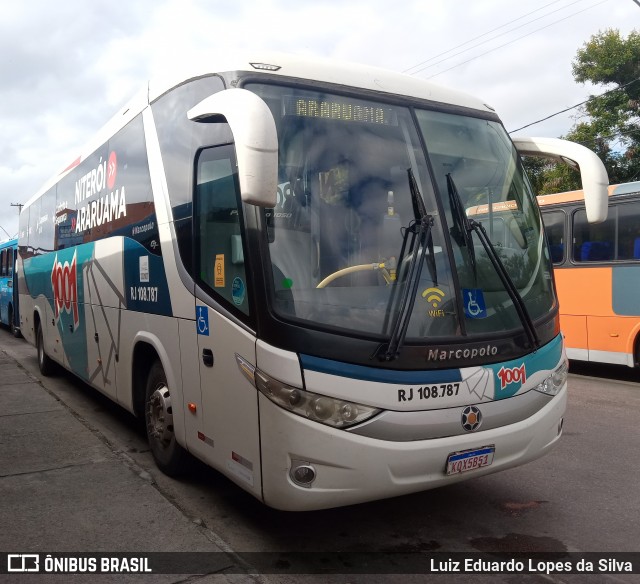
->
0, 0, 160, 236
0, 0, 637, 238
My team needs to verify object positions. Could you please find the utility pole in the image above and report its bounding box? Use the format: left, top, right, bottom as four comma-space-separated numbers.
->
3, 203, 24, 240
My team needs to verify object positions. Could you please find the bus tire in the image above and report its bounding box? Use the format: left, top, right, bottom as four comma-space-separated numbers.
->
144, 360, 189, 476
36, 323, 55, 376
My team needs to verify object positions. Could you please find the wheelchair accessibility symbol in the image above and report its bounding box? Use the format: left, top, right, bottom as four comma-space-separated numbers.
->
463, 288, 487, 319
196, 306, 210, 336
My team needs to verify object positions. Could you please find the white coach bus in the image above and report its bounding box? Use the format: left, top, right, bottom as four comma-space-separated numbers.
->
17, 54, 608, 511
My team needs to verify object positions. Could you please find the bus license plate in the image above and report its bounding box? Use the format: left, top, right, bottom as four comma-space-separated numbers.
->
446, 446, 495, 475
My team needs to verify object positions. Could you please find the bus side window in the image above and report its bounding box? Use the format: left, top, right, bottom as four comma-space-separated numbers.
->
195, 145, 250, 317
542, 210, 565, 264
572, 208, 615, 262
0, 250, 5, 277
616, 201, 640, 260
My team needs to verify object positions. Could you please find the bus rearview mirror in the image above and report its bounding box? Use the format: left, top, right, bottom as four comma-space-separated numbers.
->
188, 89, 278, 208
513, 136, 609, 224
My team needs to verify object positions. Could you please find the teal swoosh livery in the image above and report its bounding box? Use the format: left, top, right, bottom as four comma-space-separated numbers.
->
487, 335, 563, 399
300, 334, 563, 402
23, 238, 172, 383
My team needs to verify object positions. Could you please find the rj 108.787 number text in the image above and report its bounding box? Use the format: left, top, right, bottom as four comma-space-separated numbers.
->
398, 383, 460, 402
130, 286, 158, 302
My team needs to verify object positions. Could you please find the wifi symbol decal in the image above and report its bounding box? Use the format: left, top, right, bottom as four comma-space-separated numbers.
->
422, 287, 445, 307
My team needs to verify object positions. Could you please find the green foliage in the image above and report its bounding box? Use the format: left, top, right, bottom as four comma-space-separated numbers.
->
524, 29, 640, 194
522, 155, 581, 195
572, 29, 640, 88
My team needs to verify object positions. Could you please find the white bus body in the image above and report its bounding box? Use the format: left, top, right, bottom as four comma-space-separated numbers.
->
17, 54, 607, 510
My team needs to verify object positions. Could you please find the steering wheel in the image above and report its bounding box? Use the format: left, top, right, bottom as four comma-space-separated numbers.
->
316, 262, 390, 288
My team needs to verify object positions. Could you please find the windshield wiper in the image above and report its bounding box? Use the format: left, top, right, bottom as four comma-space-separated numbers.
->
447, 173, 476, 277
378, 168, 436, 361
447, 173, 540, 349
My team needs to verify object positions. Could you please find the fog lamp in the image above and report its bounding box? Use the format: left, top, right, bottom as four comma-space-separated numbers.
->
290, 461, 316, 487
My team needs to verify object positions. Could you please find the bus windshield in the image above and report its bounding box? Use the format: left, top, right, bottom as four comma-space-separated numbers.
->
248, 84, 554, 344
418, 110, 555, 337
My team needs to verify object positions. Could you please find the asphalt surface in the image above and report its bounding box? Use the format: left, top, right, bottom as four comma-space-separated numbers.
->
2, 331, 639, 584
0, 340, 264, 583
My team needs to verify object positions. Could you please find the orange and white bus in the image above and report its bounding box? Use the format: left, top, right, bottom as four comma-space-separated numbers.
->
539, 182, 640, 367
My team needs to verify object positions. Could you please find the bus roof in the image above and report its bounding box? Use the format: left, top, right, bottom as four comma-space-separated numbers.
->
0, 237, 17, 249
537, 181, 640, 207
23, 53, 495, 210
148, 52, 492, 111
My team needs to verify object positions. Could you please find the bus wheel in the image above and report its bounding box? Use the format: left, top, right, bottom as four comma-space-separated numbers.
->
145, 360, 189, 476
36, 323, 55, 376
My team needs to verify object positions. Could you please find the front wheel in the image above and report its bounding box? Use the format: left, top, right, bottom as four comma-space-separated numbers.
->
145, 360, 190, 476
36, 323, 55, 376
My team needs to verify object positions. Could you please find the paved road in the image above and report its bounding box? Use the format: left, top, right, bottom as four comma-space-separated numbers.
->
1, 330, 639, 583
0, 332, 266, 583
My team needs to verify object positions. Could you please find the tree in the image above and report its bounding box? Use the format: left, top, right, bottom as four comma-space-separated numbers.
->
524, 29, 640, 194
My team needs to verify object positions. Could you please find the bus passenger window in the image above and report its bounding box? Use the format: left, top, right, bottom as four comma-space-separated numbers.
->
195, 145, 250, 317
572, 208, 615, 263
616, 202, 640, 260
542, 210, 565, 264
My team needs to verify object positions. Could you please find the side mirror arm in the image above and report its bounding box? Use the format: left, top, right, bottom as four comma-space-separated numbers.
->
188, 88, 278, 208
513, 136, 609, 223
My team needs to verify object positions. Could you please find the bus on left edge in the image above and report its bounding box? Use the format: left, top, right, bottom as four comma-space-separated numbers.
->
0, 237, 20, 336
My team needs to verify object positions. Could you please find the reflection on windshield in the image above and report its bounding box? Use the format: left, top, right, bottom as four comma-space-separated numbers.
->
249, 84, 457, 340
417, 110, 554, 335
247, 83, 554, 343
381, 168, 436, 360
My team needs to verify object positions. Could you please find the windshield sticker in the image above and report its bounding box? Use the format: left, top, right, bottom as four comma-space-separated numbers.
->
214, 254, 225, 287
463, 288, 487, 319
232, 277, 246, 306
422, 287, 446, 317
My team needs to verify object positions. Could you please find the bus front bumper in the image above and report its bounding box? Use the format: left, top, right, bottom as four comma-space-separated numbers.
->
258, 387, 566, 511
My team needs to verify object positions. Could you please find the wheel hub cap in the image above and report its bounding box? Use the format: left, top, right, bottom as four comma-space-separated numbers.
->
147, 384, 174, 444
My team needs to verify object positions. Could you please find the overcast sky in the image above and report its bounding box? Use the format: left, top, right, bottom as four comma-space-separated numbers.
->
0, 0, 638, 240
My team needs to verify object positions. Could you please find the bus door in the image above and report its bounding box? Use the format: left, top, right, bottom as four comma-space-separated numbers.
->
0, 247, 7, 324
194, 145, 263, 497
10, 247, 18, 331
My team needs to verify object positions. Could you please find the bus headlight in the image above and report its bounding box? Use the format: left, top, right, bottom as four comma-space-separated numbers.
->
254, 369, 381, 428
534, 360, 568, 396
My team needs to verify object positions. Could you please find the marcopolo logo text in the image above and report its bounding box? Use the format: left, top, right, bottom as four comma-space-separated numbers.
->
426, 344, 498, 362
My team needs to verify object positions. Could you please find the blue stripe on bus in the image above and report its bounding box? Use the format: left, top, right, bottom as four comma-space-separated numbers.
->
448, 447, 494, 462
299, 354, 463, 384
